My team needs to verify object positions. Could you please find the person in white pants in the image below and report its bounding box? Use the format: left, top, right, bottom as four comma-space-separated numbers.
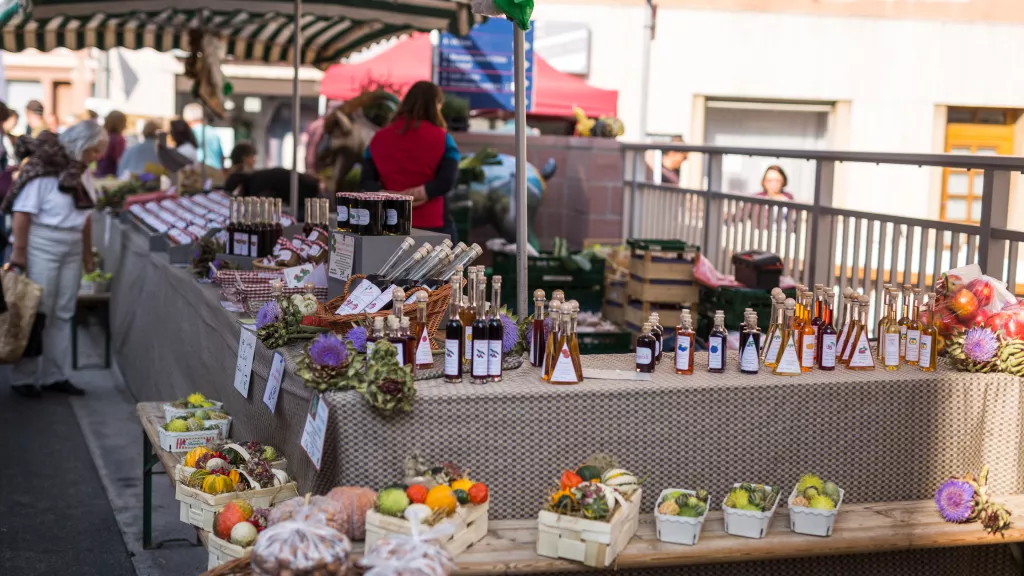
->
6, 121, 104, 397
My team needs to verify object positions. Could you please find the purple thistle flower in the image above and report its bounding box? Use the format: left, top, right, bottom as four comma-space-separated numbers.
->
345, 325, 368, 353
963, 327, 999, 363
500, 313, 518, 353
309, 332, 347, 368
935, 479, 975, 523
139, 172, 157, 182
255, 300, 282, 329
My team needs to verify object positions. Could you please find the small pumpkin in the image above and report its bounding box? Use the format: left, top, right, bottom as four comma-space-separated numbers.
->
187, 469, 210, 489
203, 472, 236, 495
450, 473, 474, 493
468, 482, 489, 505
406, 484, 428, 505
325, 486, 376, 541
228, 469, 243, 487
560, 470, 583, 491
575, 465, 602, 482
453, 489, 470, 506
424, 485, 457, 516
185, 447, 210, 468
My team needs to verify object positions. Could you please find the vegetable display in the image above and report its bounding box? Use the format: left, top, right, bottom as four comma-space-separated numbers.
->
544, 455, 641, 522
935, 465, 1012, 536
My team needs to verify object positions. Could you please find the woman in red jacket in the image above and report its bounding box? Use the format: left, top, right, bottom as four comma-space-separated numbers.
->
360, 81, 460, 241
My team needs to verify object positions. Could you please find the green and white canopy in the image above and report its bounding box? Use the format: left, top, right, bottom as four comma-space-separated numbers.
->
0, 0, 474, 66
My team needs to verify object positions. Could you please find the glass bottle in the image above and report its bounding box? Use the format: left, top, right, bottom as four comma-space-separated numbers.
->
840, 295, 861, 365
412, 291, 433, 371
739, 311, 761, 374
367, 316, 384, 357
897, 284, 912, 362
635, 323, 656, 373
471, 277, 490, 384
386, 316, 405, 367
836, 287, 854, 360
798, 291, 816, 372
488, 276, 504, 382
400, 317, 415, 374
548, 304, 580, 384
905, 288, 922, 366
707, 310, 726, 373
882, 295, 900, 371
233, 198, 249, 257
919, 291, 939, 372
877, 283, 893, 338
542, 301, 562, 381
444, 278, 463, 383
530, 289, 547, 367
567, 301, 583, 381
763, 293, 785, 367
772, 299, 802, 376
260, 199, 273, 256
847, 295, 875, 370
274, 199, 284, 243
674, 308, 696, 375
650, 312, 664, 364
460, 269, 477, 366
226, 198, 238, 255
810, 286, 824, 361
303, 198, 313, 236
817, 291, 838, 370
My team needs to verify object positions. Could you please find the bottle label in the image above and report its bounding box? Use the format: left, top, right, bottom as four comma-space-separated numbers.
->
636, 346, 652, 365
800, 335, 815, 368
248, 234, 259, 256
233, 232, 249, 256
919, 335, 933, 368
488, 339, 503, 376
653, 336, 661, 357
674, 335, 692, 371
464, 326, 473, 360
291, 238, 304, 249
849, 331, 874, 367
472, 339, 489, 377
416, 328, 433, 365
337, 205, 348, 222
385, 209, 398, 225
820, 334, 837, 367
899, 325, 908, 357
395, 343, 406, 367
308, 243, 323, 258
334, 279, 383, 315
906, 329, 921, 362
708, 336, 724, 369
550, 343, 577, 383
774, 336, 802, 374
884, 333, 900, 366
765, 330, 783, 364
364, 285, 400, 313
350, 208, 370, 225
444, 339, 460, 376
740, 338, 759, 372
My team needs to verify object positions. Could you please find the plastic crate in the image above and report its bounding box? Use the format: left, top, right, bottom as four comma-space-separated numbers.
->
491, 251, 606, 288
578, 330, 633, 355
698, 286, 797, 332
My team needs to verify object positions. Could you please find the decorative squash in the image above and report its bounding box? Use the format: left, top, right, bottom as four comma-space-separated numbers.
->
551, 489, 576, 514
325, 486, 377, 541
424, 485, 457, 516
450, 473, 474, 493
228, 469, 243, 488
575, 465, 602, 482
188, 469, 210, 490
185, 447, 210, 468
560, 470, 583, 491
203, 473, 236, 495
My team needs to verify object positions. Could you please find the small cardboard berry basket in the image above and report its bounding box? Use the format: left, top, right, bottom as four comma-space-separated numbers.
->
158, 427, 224, 452
163, 400, 224, 421
788, 486, 844, 537
721, 483, 779, 539
654, 488, 710, 546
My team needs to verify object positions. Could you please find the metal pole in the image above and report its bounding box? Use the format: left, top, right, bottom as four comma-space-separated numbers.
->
514, 27, 528, 316
638, 0, 653, 141
290, 0, 302, 219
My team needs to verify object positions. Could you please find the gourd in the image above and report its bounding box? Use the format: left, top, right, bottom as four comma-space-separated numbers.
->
325, 486, 376, 541
228, 469, 243, 487
424, 485, 457, 516
450, 474, 474, 493
184, 447, 210, 468
188, 469, 211, 490
575, 465, 602, 482
600, 468, 640, 496
551, 489, 576, 514
202, 473, 236, 495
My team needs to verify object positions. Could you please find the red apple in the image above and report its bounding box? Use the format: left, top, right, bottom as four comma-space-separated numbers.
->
950, 289, 979, 321
966, 278, 995, 308
985, 309, 1024, 340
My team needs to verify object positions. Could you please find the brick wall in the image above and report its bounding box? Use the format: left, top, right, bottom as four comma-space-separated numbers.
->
452, 132, 624, 248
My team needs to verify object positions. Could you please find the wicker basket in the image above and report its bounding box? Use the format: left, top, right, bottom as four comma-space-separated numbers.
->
314, 275, 450, 349
252, 259, 286, 271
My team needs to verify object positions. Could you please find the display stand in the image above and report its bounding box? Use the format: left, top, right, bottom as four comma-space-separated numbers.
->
326, 228, 451, 300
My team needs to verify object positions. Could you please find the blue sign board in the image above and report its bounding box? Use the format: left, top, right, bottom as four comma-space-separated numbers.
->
436, 18, 534, 112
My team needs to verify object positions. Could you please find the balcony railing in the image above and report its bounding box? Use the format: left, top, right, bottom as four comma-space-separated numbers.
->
621, 143, 1024, 337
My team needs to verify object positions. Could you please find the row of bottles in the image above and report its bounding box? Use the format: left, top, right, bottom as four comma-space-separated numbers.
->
365, 287, 435, 376
336, 193, 413, 236
369, 239, 484, 292
442, 268, 506, 384
302, 198, 332, 244
874, 283, 936, 370
226, 198, 285, 258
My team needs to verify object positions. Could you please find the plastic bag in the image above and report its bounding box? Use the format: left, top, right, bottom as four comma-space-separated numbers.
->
933, 264, 1016, 335
252, 501, 352, 576
692, 254, 743, 289
359, 506, 456, 576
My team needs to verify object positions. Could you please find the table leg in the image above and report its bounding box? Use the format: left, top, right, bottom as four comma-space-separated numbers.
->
143, 431, 157, 550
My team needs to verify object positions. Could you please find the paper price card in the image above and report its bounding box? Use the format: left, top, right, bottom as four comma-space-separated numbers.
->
263, 352, 285, 413
328, 232, 355, 281
234, 328, 258, 398
300, 393, 329, 469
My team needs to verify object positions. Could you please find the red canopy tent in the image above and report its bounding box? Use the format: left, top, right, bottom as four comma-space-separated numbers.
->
319, 33, 618, 118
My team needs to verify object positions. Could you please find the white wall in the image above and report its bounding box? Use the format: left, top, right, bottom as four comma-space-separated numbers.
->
534, 5, 1024, 218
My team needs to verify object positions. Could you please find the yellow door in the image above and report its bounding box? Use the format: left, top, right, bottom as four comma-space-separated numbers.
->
943, 122, 1014, 224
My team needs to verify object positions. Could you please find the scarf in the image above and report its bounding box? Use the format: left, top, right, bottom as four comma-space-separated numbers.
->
1, 131, 93, 213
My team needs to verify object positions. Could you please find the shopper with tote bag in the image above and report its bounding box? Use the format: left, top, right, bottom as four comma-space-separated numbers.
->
2, 122, 104, 397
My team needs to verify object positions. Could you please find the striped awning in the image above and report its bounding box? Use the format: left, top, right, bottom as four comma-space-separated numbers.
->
0, 0, 475, 67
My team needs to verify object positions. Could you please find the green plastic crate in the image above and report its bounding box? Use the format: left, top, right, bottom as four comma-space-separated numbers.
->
491, 251, 606, 288
698, 286, 798, 332
578, 330, 633, 355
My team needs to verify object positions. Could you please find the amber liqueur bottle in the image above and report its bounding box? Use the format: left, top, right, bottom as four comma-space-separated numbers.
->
566, 300, 584, 381
460, 267, 478, 367
674, 308, 696, 375
471, 275, 490, 384
444, 277, 463, 383
487, 276, 504, 382
542, 300, 562, 381
635, 322, 656, 373
530, 289, 547, 367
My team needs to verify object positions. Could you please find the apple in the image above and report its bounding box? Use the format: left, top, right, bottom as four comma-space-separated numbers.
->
966, 278, 995, 308
985, 309, 1024, 341
950, 289, 979, 321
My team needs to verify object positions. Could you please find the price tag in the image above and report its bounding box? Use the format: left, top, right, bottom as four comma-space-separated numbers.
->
220, 300, 245, 313
283, 263, 315, 288
234, 328, 258, 398
263, 352, 285, 413
300, 393, 329, 470
335, 279, 382, 315
328, 232, 355, 281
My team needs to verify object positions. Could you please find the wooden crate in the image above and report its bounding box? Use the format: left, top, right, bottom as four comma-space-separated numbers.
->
206, 533, 249, 570
175, 469, 299, 531
536, 488, 642, 568
628, 241, 698, 282
364, 502, 489, 557
605, 276, 628, 306
627, 276, 700, 304
625, 301, 683, 332
602, 300, 625, 326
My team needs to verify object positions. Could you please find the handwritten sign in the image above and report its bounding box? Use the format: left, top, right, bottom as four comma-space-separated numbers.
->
234, 328, 258, 398
328, 233, 355, 281
263, 352, 285, 413
300, 393, 329, 469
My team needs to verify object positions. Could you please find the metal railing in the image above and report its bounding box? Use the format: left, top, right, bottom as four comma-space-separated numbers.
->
621, 143, 1024, 337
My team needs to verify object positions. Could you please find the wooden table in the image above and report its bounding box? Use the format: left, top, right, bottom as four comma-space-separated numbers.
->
137, 402, 199, 550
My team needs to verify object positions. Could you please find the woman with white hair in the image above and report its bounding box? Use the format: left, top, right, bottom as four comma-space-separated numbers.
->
3, 121, 106, 397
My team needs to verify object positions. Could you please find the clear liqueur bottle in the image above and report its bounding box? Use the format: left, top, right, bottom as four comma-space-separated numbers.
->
488, 276, 504, 382
707, 310, 727, 373
542, 301, 562, 381
919, 291, 939, 372
818, 290, 838, 371
905, 287, 922, 366
739, 311, 761, 374
847, 295, 875, 371
883, 294, 901, 371
444, 277, 463, 383
674, 308, 696, 375
389, 287, 406, 366
274, 199, 284, 244
635, 323, 656, 373
548, 301, 581, 384
568, 301, 584, 381
898, 284, 912, 362
772, 299, 802, 376
367, 316, 384, 357
836, 287, 854, 361
471, 276, 490, 384
763, 291, 785, 367
840, 294, 861, 365
531, 289, 547, 367
412, 291, 434, 371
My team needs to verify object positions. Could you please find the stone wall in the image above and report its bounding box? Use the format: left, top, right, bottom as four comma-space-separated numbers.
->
452, 132, 624, 248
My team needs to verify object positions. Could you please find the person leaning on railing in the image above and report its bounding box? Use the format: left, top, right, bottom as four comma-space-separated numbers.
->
741, 165, 796, 229
4, 122, 105, 398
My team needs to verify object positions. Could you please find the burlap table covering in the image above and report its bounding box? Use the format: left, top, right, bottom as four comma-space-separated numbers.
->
102, 220, 1024, 575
